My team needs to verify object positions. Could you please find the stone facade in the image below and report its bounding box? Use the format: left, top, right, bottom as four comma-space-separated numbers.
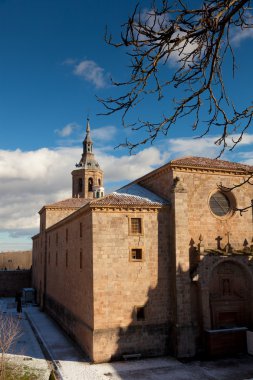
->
32, 124, 253, 362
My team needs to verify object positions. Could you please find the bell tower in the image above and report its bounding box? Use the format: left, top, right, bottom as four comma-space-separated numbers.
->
71, 118, 104, 199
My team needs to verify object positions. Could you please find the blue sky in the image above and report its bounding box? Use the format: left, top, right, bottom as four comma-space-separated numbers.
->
1, 0, 253, 251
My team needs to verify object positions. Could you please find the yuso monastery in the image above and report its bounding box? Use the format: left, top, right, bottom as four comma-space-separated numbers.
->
32, 119, 253, 362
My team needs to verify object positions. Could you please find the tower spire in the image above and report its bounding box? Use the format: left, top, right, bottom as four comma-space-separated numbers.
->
76, 118, 99, 168
72, 117, 104, 199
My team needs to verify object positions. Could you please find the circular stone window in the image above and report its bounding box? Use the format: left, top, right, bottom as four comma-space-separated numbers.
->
209, 191, 232, 217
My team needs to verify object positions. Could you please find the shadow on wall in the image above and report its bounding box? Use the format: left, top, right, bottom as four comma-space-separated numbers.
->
109, 238, 253, 362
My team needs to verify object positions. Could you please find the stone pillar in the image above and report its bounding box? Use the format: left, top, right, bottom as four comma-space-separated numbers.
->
170, 177, 195, 357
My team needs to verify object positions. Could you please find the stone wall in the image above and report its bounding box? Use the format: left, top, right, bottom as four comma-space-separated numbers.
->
43, 208, 94, 358
91, 207, 171, 362
0, 270, 31, 296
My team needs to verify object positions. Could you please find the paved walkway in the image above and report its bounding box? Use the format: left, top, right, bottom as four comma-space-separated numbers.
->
1, 298, 253, 380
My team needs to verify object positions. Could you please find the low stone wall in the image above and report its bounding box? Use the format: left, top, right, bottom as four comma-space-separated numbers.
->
0, 270, 31, 296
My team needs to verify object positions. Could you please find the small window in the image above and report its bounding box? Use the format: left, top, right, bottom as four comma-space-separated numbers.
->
80, 248, 83, 269
80, 222, 83, 238
130, 218, 142, 234
98, 178, 101, 186
56, 251, 58, 266
48, 251, 50, 265
56, 232, 58, 246
136, 306, 145, 321
66, 228, 68, 243
130, 248, 143, 261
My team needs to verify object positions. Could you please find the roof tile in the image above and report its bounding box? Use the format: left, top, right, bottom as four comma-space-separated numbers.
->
46, 198, 90, 209
171, 156, 253, 172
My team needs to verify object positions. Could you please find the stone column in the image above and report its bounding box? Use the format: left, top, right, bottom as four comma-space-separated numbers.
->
170, 177, 195, 357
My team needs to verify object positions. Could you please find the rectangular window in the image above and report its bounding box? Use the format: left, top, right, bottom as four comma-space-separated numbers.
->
130, 248, 143, 261
136, 306, 145, 321
56, 232, 58, 246
48, 251, 50, 265
66, 228, 68, 243
80, 248, 83, 269
130, 218, 142, 235
56, 251, 58, 266
80, 222, 83, 238
66, 249, 68, 267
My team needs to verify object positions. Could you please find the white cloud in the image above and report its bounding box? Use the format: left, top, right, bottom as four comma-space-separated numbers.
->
139, 8, 198, 67
167, 136, 220, 157
55, 123, 79, 137
231, 27, 253, 46
73, 60, 107, 88
98, 146, 169, 183
93, 126, 117, 142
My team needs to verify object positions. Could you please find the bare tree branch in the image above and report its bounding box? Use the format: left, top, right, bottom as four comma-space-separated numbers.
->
99, 0, 253, 154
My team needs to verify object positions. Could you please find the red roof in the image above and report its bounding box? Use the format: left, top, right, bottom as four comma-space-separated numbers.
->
46, 198, 90, 209
170, 156, 253, 172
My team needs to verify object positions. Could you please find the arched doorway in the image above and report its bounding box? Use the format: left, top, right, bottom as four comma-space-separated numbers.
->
206, 260, 252, 356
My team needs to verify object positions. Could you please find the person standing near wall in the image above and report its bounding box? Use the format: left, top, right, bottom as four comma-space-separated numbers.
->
15, 292, 22, 319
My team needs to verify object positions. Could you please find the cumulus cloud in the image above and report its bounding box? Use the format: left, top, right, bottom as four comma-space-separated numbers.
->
167, 136, 221, 157
55, 123, 79, 137
93, 126, 117, 142
98, 146, 169, 183
231, 26, 253, 46
73, 59, 107, 88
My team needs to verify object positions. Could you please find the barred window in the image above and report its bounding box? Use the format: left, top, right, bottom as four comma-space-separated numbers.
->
130, 218, 142, 234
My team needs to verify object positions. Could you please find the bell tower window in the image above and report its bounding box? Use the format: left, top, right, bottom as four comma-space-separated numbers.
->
88, 178, 93, 192
78, 178, 83, 193
98, 179, 101, 186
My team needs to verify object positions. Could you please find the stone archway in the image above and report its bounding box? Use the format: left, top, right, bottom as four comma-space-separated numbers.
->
209, 261, 250, 329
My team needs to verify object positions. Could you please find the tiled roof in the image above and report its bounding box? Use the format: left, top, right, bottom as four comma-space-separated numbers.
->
46, 198, 90, 209
170, 156, 253, 172
91, 184, 168, 207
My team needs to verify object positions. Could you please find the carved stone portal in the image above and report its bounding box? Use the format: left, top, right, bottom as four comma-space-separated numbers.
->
209, 262, 250, 329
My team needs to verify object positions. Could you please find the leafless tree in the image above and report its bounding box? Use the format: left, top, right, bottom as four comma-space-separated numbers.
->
0, 312, 21, 379
99, 0, 253, 155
